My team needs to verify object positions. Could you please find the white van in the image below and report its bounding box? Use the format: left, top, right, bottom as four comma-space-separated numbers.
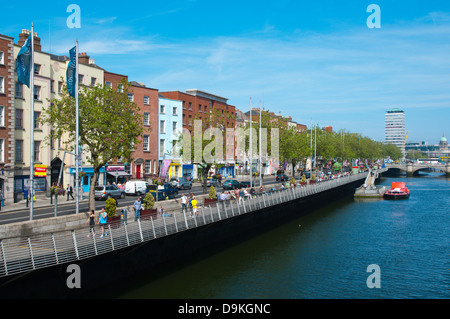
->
125, 180, 149, 196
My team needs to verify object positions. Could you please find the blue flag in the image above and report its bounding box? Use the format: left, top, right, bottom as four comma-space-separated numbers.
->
66, 45, 77, 97
16, 35, 32, 88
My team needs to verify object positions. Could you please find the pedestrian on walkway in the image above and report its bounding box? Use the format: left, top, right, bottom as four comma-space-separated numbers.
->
86, 209, 97, 237
180, 193, 187, 214
98, 208, 108, 238
219, 191, 227, 210
191, 196, 198, 217
134, 197, 142, 221
67, 184, 74, 201
239, 188, 245, 204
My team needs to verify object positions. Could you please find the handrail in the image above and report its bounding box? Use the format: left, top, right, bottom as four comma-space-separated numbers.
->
0, 170, 385, 278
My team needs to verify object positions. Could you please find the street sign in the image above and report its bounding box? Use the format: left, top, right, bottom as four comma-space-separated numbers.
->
34, 164, 47, 177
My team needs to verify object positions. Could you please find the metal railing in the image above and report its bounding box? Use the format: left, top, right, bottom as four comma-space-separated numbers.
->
0, 170, 384, 278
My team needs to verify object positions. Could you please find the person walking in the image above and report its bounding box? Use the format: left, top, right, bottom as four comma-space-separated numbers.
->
181, 193, 187, 214
191, 196, 198, 217
239, 188, 245, 205
98, 208, 108, 238
67, 184, 74, 200
134, 197, 142, 221
86, 209, 97, 237
219, 191, 227, 211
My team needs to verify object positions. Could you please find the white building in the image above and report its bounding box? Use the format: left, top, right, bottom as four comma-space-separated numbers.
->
385, 108, 406, 156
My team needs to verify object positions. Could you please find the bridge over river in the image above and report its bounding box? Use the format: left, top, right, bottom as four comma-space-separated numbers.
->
385, 163, 450, 176
0, 169, 386, 298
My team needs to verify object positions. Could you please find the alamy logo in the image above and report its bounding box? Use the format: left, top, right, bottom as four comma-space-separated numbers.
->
366, 264, 381, 288
367, 4, 381, 29
66, 264, 81, 289
67, 4, 81, 29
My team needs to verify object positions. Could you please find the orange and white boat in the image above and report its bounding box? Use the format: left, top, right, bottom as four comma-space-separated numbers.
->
383, 182, 410, 200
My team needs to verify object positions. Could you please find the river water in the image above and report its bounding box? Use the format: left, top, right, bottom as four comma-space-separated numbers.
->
109, 173, 449, 299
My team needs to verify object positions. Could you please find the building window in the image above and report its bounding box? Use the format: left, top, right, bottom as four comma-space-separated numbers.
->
15, 82, 23, 98
144, 96, 149, 105
34, 85, 41, 100
34, 111, 41, 129
172, 121, 177, 134
145, 160, 151, 174
34, 141, 41, 162
143, 112, 150, 126
15, 140, 23, 162
91, 77, 96, 86
0, 77, 4, 94
34, 64, 41, 75
173, 107, 178, 115
0, 106, 4, 126
50, 80, 55, 93
58, 81, 63, 93
0, 52, 4, 65
188, 102, 192, 110
128, 93, 134, 102
160, 120, 165, 133
105, 81, 112, 88
78, 74, 84, 85
143, 135, 149, 151
0, 139, 4, 162
160, 139, 165, 157
160, 105, 165, 114
15, 109, 23, 128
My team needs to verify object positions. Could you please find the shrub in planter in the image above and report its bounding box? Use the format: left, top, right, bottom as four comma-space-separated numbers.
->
204, 186, 218, 206
141, 192, 157, 220
310, 174, 316, 184
105, 198, 117, 217
300, 174, 307, 186
290, 176, 296, 187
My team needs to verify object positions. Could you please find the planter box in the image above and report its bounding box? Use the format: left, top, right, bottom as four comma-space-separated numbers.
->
300, 182, 307, 186
203, 198, 218, 207
141, 209, 158, 220
309, 180, 316, 184
107, 215, 122, 228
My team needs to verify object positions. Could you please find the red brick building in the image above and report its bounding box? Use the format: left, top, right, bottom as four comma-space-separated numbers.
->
0, 34, 15, 203
129, 81, 159, 180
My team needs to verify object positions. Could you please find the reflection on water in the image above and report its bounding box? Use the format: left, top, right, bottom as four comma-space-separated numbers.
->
109, 173, 449, 299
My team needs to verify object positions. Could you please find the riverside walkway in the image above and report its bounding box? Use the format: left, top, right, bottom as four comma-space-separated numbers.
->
0, 169, 386, 279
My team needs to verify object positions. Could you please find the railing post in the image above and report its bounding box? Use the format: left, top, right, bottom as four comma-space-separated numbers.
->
27, 237, 36, 270
0, 240, 8, 276
51, 233, 59, 265
137, 219, 144, 242
150, 216, 156, 239
92, 228, 98, 255
230, 201, 235, 216
108, 224, 114, 250
183, 209, 189, 229
162, 214, 168, 235
210, 205, 214, 222
216, 203, 222, 220
202, 207, 206, 224
237, 199, 242, 214
71, 230, 80, 260
124, 223, 130, 246
173, 213, 179, 232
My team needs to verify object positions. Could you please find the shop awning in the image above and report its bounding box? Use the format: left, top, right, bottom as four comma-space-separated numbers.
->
107, 171, 131, 177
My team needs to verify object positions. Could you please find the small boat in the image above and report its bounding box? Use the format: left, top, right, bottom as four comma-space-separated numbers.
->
383, 182, 410, 200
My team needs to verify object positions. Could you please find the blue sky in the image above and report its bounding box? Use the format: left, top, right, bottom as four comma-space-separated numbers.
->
2, 0, 450, 144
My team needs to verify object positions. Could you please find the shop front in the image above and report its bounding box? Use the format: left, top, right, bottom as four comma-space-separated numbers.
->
70, 166, 105, 193
106, 165, 131, 185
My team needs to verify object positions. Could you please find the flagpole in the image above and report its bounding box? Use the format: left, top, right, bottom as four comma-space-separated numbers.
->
249, 97, 252, 188
259, 101, 262, 187
29, 23, 35, 221
75, 39, 79, 214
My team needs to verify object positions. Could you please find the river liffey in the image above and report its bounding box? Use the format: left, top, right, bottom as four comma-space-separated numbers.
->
109, 173, 449, 299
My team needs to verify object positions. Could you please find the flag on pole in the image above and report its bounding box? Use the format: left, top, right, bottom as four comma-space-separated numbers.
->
16, 34, 32, 88
66, 45, 77, 97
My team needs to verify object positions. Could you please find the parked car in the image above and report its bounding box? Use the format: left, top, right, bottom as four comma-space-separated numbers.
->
276, 174, 289, 182
238, 181, 254, 188
223, 179, 240, 190
157, 184, 179, 200
125, 180, 150, 196
169, 177, 192, 190
206, 178, 219, 187
94, 184, 125, 200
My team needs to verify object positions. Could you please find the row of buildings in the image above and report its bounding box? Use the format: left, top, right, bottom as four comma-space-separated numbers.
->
0, 29, 310, 204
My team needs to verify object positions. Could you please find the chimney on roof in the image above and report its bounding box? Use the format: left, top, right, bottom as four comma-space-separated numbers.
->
18, 29, 41, 52
78, 52, 92, 65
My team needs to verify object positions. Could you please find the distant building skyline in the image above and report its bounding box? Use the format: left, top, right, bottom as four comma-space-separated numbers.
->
385, 108, 406, 155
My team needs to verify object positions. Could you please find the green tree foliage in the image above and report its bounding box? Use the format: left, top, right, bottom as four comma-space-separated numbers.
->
40, 80, 145, 211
